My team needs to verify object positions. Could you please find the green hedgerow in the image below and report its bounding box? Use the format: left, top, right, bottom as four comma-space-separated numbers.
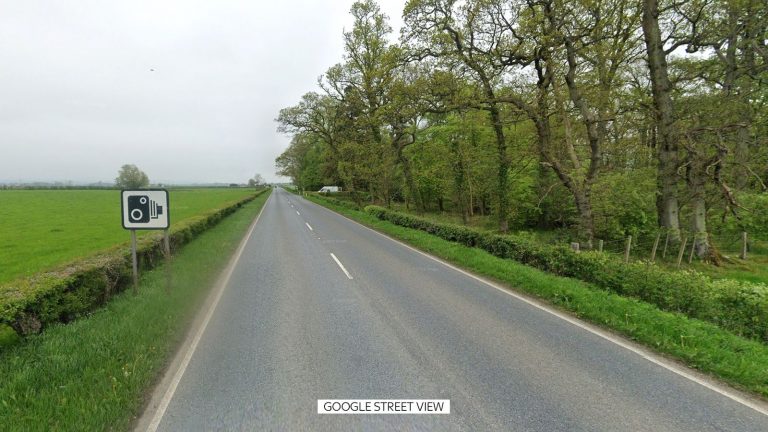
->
364, 205, 768, 342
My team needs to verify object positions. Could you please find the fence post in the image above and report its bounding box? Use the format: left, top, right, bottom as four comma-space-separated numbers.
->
570, 242, 580, 253
624, 235, 632, 263
650, 232, 661, 262
741, 232, 748, 259
662, 231, 670, 259
688, 239, 696, 264
598, 239, 604, 252
677, 237, 688, 268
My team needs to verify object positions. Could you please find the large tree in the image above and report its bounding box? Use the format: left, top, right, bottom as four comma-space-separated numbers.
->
115, 164, 149, 189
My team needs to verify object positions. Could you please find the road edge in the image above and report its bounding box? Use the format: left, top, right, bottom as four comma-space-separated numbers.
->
133, 191, 273, 432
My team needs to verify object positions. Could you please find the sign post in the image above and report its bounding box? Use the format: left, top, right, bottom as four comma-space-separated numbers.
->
131, 230, 139, 294
121, 190, 170, 294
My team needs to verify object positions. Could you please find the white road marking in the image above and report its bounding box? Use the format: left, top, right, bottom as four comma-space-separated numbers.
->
306, 222, 313, 231
330, 253, 353, 280
304, 196, 768, 418
296, 210, 300, 215
145, 193, 271, 432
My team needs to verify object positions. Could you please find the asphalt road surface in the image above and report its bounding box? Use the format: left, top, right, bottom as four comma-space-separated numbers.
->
141, 188, 768, 431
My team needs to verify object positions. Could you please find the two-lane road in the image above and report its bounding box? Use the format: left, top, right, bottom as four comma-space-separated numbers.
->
140, 188, 768, 431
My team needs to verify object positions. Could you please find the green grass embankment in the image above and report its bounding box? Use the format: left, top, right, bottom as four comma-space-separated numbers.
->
0, 189, 271, 432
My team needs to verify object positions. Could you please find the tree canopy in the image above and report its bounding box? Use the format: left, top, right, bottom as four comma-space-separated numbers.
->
276, 0, 768, 259
115, 164, 149, 189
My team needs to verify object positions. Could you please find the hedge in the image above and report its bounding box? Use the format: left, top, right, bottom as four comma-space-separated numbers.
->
364, 205, 768, 342
309, 193, 363, 210
0, 189, 268, 339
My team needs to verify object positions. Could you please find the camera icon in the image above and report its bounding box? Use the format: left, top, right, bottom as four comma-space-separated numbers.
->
127, 195, 164, 223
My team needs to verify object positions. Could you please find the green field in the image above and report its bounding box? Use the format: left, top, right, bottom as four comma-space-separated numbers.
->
0, 191, 271, 431
0, 189, 257, 284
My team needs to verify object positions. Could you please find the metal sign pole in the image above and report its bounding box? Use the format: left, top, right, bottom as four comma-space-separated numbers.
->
163, 228, 172, 292
131, 229, 139, 295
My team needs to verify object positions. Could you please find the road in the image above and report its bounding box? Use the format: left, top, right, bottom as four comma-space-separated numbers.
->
140, 188, 768, 431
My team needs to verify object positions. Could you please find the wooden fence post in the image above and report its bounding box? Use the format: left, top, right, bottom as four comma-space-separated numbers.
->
624, 235, 632, 263
662, 231, 670, 259
650, 232, 661, 262
598, 239, 604, 252
677, 237, 688, 268
570, 242, 580, 253
688, 239, 696, 264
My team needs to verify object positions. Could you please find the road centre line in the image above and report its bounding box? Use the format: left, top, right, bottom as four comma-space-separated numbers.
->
330, 253, 353, 280
306, 222, 313, 231
302, 195, 768, 418
296, 210, 300, 215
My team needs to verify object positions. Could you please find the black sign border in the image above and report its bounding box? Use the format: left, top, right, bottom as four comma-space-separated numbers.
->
121, 189, 171, 230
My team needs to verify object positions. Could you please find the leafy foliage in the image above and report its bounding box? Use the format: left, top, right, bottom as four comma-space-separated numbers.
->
114, 164, 149, 189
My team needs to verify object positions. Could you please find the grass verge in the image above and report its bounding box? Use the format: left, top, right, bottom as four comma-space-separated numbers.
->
0, 190, 271, 431
304, 193, 768, 399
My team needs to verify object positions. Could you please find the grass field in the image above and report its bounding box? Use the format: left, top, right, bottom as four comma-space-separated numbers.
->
0, 188, 257, 284
0, 190, 270, 431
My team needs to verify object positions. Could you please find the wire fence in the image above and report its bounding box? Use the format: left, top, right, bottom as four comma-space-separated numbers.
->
564, 229, 766, 267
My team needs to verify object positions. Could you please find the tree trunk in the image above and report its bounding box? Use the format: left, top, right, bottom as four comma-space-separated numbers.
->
687, 155, 709, 258
574, 190, 596, 249
642, 0, 681, 242
691, 196, 709, 259
398, 151, 421, 213
487, 103, 509, 233
450, 137, 470, 224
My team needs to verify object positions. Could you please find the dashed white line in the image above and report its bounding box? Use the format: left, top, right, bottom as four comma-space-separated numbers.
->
330, 253, 353, 280
296, 210, 300, 215
306, 222, 313, 231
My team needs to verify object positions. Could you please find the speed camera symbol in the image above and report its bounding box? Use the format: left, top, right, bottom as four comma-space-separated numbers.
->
127, 195, 163, 223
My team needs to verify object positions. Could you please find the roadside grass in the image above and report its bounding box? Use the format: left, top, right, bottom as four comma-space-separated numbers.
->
686, 256, 768, 286
304, 194, 768, 399
0, 188, 258, 284
0, 190, 270, 432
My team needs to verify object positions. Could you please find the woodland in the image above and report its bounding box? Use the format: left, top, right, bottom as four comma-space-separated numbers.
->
276, 0, 768, 261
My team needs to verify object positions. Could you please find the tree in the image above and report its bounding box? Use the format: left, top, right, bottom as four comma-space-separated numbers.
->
115, 164, 149, 189
249, 174, 265, 188
404, 0, 516, 232
274, 0, 768, 262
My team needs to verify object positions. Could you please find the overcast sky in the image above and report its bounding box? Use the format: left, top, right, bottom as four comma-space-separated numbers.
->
0, 0, 405, 184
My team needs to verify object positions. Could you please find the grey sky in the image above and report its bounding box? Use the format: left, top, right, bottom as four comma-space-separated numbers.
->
0, 0, 404, 184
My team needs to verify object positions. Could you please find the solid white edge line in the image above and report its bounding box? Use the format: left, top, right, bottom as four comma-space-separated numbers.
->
330, 252, 353, 280
145, 192, 272, 432
302, 195, 768, 418
306, 222, 313, 231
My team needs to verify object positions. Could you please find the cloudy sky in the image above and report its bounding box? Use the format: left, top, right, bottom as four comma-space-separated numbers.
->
0, 0, 405, 184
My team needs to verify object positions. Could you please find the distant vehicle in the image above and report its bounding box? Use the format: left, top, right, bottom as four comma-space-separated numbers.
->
318, 186, 341, 193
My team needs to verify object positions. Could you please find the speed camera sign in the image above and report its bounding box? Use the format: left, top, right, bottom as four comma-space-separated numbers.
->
121, 189, 170, 230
